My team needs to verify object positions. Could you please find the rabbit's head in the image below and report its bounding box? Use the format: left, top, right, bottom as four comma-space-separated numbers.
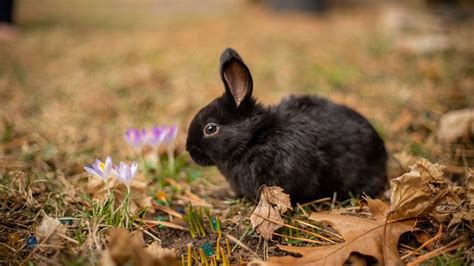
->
186, 48, 262, 166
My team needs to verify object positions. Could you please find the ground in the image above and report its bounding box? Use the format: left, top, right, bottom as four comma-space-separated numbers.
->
0, 0, 473, 265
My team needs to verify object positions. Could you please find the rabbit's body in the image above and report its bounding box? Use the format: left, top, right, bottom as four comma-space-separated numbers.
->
186, 48, 387, 204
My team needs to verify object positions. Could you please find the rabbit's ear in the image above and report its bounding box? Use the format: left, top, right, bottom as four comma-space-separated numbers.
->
220, 48, 253, 108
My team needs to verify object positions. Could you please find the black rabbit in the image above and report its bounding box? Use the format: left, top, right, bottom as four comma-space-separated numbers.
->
186, 48, 387, 204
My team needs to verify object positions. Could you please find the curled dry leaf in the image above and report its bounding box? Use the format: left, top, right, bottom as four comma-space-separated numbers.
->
87, 174, 154, 214
264, 200, 415, 266
448, 168, 474, 228
448, 211, 474, 229
390, 159, 464, 222
250, 186, 292, 240
36, 215, 68, 253
101, 228, 178, 266
437, 108, 474, 143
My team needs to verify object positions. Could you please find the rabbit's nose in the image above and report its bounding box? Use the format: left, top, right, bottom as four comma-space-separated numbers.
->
187, 146, 215, 166
186, 143, 197, 153
186, 145, 205, 158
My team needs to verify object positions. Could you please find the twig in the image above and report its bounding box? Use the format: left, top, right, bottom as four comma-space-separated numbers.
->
225, 233, 261, 260
0, 242, 16, 252
175, 194, 212, 208
232, 227, 250, 253
273, 232, 325, 244
152, 202, 183, 219
57, 233, 79, 245
331, 192, 337, 210
401, 228, 445, 260
137, 218, 186, 231
254, 212, 337, 243
296, 203, 308, 217
301, 197, 332, 207
292, 218, 343, 239
132, 220, 162, 243
143, 229, 161, 243
406, 237, 465, 266
400, 243, 417, 251
445, 165, 468, 175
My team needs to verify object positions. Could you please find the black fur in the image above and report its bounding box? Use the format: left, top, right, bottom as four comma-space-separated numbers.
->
186, 48, 387, 204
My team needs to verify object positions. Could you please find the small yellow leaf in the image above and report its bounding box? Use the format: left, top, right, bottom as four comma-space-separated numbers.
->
156, 190, 168, 201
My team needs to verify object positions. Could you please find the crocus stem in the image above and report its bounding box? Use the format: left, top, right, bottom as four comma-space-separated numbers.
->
138, 154, 149, 175
114, 186, 131, 228
153, 150, 164, 189
157, 151, 162, 170
105, 179, 110, 196
148, 149, 165, 189
167, 146, 175, 175
125, 186, 131, 228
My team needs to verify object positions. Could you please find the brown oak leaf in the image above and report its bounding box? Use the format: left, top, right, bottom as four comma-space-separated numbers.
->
264, 200, 415, 266
250, 186, 292, 240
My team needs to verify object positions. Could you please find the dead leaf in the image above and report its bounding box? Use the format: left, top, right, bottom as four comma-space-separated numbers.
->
145, 241, 178, 262
437, 108, 474, 143
101, 228, 178, 266
87, 174, 154, 214
448, 211, 474, 229
448, 169, 474, 229
36, 215, 67, 241
36, 215, 68, 253
250, 186, 292, 240
390, 159, 464, 222
265, 200, 415, 265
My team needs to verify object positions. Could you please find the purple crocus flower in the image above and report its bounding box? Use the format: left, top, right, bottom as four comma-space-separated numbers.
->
124, 128, 147, 151
114, 161, 138, 188
147, 125, 167, 148
147, 125, 178, 148
83, 156, 113, 181
162, 125, 178, 146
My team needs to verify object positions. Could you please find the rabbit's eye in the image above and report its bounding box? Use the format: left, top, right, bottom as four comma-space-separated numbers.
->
204, 123, 219, 136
